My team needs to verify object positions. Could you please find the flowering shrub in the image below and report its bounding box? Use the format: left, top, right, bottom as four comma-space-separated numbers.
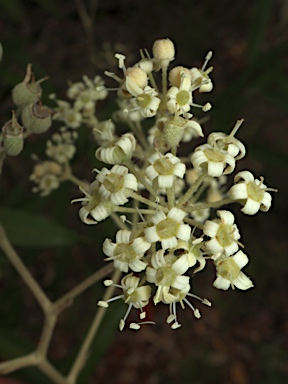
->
0, 38, 277, 382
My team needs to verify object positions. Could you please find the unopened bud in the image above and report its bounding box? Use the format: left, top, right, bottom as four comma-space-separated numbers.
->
152, 38, 175, 68
2, 111, 24, 156
169, 66, 191, 87
21, 102, 52, 134
12, 64, 47, 107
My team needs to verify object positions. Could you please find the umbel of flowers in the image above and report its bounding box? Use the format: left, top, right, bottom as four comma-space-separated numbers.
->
33, 38, 276, 331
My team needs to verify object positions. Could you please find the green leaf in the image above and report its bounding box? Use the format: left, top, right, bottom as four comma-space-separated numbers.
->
0, 207, 87, 247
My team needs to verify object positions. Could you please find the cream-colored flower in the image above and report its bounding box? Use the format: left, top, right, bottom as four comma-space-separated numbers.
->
72, 181, 114, 225
97, 274, 151, 331
213, 251, 253, 290
190, 51, 213, 93
102, 230, 150, 272
146, 250, 190, 304
95, 132, 136, 164
145, 152, 186, 189
46, 131, 77, 164
144, 208, 191, 250
96, 165, 138, 205
207, 132, 246, 160
166, 72, 193, 115
203, 210, 241, 256
130, 86, 161, 118
191, 143, 235, 177
229, 171, 273, 215
30, 161, 63, 196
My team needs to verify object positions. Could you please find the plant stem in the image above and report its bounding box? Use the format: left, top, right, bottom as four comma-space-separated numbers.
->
67, 268, 121, 383
0, 224, 51, 311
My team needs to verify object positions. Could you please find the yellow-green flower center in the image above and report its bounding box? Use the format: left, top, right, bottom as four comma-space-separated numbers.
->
216, 224, 234, 247
137, 93, 151, 108
156, 218, 179, 239
217, 258, 240, 281
156, 266, 177, 286
86, 189, 101, 211
154, 158, 175, 176
204, 148, 225, 162
103, 173, 124, 193
176, 90, 190, 106
114, 243, 135, 263
247, 181, 265, 202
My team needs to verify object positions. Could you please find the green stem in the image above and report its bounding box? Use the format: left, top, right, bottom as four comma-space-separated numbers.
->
67, 268, 121, 384
177, 171, 207, 208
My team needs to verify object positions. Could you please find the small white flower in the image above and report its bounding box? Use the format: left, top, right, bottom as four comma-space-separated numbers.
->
166, 72, 193, 115
72, 181, 114, 224
144, 208, 191, 250
190, 51, 213, 93
130, 86, 161, 118
207, 132, 246, 160
229, 171, 273, 215
102, 230, 150, 272
97, 274, 151, 331
203, 210, 241, 256
145, 152, 186, 189
46, 131, 77, 164
146, 250, 190, 304
213, 250, 254, 290
96, 165, 138, 205
95, 133, 136, 165
191, 143, 235, 177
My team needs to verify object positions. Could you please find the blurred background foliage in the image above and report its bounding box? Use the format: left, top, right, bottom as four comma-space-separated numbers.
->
0, 0, 287, 383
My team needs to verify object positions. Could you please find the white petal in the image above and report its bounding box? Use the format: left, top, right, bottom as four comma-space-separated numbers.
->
129, 259, 148, 272
161, 237, 178, 250
229, 183, 248, 200
207, 161, 224, 177
79, 207, 97, 224
111, 191, 128, 205
173, 162, 186, 178
168, 207, 186, 221
206, 238, 223, 254
116, 229, 131, 244
131, 237, 151, 255
241, 198, 261, 215
224, 242, 239, 257
217, 210, 235, 225
233, 272, 254, 290
102, 238, 116, 257
144, 226, 160, 243
145, 165, 159, 181
158, 175, 174, 188
177, 224, 191, 242
172, 255, 190, 274
233, 250, 249, 269
114, 259, 129, 273
146, 266, 157, 283
234, 171, 254, 183
260, 192, 272, 212
151, 211, 166, 224
203, 220, 219, 237
172, 275, 190, 290
213, 276, 230, 290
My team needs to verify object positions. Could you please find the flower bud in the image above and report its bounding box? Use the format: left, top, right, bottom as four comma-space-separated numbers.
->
152, 38, 175, 68
12, 64, 46, 107
2, 112, 24, 156
21, 102, 52, 134
169, 66, 191, 87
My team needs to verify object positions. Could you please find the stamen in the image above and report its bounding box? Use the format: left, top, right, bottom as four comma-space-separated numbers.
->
104, 71, 122, 83
202, 51, 213, 71
229, 118, 244, 137
129, 321, 155, 330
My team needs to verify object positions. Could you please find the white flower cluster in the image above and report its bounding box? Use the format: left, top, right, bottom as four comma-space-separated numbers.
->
51, 38, 276, 330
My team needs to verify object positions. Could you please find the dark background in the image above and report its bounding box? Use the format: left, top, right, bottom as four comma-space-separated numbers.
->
0, 0, 287, 383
